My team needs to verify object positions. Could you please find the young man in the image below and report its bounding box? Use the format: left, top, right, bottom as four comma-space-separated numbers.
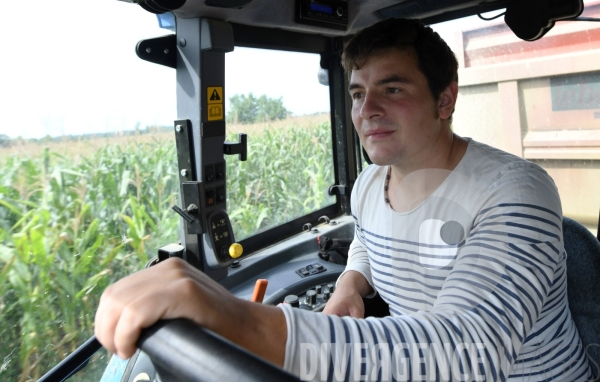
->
95, 19, 591, 381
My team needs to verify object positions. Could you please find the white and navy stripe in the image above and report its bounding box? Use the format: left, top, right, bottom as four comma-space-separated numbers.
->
282, 140, 591, 381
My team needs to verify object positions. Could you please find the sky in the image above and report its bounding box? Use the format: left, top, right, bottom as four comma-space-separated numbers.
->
0, 0, 330, 139
0, 0, 513, 140
3, 0, 594, 140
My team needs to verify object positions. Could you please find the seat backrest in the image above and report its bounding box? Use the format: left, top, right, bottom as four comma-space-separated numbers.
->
564, 216, 600, 378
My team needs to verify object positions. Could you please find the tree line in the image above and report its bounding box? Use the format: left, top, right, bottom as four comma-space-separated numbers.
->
226, 93, 289, 124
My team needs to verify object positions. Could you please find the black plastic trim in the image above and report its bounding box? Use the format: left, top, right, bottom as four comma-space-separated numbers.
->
231, 23, 332, 53
239, 203, 339, 255
38, 336, 102, 382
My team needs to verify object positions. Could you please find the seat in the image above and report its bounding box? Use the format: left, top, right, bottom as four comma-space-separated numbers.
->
563, 216, 600, 378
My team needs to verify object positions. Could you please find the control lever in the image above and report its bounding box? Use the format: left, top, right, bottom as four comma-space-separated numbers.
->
250, 279, 269, 303
172, 204, 195, 223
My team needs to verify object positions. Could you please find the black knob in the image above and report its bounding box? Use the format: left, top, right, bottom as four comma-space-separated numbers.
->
306, 290, 317, 305
315, 285, 322, 294
284, 295, 299, 308
327, 283, 335, 293
324, 290, 331, 300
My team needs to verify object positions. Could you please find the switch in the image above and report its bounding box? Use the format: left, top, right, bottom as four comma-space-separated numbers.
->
216, 187, 226, 204
205, 165, 215, 183
295, 263, 326, 278
215, 162, 225, 180
205, 189, 215, 206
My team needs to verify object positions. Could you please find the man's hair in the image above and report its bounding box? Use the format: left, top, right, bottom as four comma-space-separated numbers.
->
342, 18, 458, 102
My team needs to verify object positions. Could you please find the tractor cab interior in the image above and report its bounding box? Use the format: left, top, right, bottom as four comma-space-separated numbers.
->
5, 0, 599, 381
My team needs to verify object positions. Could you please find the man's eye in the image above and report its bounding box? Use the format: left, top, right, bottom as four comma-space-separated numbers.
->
387, 87, 401, 94
351, 93, 363, 100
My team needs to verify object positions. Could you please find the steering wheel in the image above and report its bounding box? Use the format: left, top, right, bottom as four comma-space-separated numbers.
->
137, 319, 298, 382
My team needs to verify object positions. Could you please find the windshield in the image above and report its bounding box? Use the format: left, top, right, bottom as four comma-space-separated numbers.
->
0, 0, 176, 379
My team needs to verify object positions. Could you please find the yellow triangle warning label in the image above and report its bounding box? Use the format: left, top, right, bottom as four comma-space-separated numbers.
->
207, 87, 223, 105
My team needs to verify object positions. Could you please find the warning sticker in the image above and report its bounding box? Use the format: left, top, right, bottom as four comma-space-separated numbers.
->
207, 104, 223, 121
207, 87, 223, 104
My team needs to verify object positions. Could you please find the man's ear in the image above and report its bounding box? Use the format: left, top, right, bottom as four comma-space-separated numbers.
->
437, 81, 458, 120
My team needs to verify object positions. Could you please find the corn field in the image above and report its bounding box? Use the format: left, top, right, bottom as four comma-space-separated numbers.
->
0, 118, 334, 381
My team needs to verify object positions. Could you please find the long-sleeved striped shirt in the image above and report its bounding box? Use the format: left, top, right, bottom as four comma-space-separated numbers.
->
281, 139, 592, 381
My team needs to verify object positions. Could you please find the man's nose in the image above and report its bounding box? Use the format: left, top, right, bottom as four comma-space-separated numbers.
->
359, 92, 385, 120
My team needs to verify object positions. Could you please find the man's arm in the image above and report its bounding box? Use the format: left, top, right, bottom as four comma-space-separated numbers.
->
94, 257, 287, 366
322, 270, 373, 317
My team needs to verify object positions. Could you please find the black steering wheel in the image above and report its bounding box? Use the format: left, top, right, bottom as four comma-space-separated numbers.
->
138, 319, 299, 382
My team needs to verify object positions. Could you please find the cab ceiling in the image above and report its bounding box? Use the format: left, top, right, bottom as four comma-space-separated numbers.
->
170, 0, 483, 37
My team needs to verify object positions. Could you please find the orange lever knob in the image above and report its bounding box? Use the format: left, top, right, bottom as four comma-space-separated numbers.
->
250, 279, 268, 303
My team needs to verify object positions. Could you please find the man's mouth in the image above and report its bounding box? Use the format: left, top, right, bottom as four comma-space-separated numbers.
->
365, 129, 395, 139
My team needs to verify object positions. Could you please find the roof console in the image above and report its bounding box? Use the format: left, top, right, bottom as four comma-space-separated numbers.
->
296, 0, 348, 31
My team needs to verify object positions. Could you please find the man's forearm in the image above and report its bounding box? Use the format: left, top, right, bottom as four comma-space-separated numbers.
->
234, 301, 287, 367
337, 270, 373, 297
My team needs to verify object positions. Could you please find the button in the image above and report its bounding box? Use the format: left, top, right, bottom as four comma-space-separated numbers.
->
229, 243, 243, 259
284, 295, 300, 308
215, 163, 225, 180
315, 264, 324, 270
306, 265, 313, 270
301, 270, 309, 276
206, 189, 215, 206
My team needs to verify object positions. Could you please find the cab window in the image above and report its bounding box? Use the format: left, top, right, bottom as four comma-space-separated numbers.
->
0, 1, 176, 379
224, 47, 335, 241
431, 1, 600, 234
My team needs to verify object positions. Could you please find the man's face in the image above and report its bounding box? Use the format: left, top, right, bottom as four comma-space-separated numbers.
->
349, 48, 444, 168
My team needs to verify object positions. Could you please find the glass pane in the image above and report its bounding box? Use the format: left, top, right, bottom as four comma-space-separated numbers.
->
431, 0, 600, 233
0, 1, 177, 380
225, 48, 335, 240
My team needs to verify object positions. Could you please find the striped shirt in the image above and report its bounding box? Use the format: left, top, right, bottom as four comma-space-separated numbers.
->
281, 139, 591, 381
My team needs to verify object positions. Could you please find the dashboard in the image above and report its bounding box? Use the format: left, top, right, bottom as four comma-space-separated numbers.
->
113, 216, 354, 382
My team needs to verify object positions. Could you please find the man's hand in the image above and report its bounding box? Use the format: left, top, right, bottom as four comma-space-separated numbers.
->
322, 270, 373, 318
94, 257, 286, 366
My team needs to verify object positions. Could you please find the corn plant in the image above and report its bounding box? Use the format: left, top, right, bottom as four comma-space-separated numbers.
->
0, 118, 334, 380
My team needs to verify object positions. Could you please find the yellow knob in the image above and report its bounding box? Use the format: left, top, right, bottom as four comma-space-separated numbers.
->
229, 243, 243, 259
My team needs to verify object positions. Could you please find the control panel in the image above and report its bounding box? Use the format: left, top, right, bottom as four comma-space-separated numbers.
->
282, 282, 336, 312
295, 263, 326, 278
207, 210, 237, 263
